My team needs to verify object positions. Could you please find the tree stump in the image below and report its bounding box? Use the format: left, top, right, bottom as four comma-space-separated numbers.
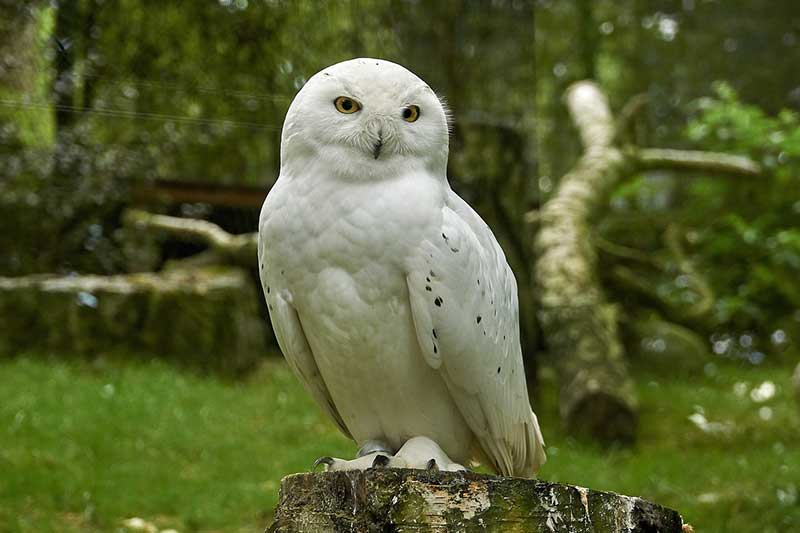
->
268, 469, 685, 532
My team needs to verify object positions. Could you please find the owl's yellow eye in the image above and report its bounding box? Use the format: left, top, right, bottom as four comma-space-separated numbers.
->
402, 105, 420, 122
334, 96, 361, 114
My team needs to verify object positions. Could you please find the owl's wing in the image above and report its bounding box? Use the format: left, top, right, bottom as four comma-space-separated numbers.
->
258, 243, 352, 440
406, 191, 545, 477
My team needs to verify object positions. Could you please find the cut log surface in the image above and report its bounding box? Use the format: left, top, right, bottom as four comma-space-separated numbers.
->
269, 469, 684, 532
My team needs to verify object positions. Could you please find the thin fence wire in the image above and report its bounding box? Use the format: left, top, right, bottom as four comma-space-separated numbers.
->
0, 98, 281, 131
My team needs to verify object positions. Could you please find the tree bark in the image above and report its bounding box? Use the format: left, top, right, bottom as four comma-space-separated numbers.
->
269, 469, 686, 532
534, 81, 639, 443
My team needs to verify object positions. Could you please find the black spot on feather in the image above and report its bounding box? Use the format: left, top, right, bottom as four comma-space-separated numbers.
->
476, 316, 482, 324
450, 247, 459, 253
497, 366, 501, 374
425, 285, 432, 292
267, 286, 270, 294
434, 297, 443, 307
432, 329, 437, 339
433, 344, 438, 354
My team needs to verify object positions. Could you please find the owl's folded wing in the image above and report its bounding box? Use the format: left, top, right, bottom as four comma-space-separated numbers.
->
405, 192, 545, 477
259, 266, 352, 440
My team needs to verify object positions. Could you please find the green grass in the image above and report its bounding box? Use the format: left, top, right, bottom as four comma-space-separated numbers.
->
1, 353, 798, 532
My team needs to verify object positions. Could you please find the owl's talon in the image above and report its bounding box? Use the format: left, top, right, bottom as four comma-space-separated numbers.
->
372, 454, 390, 468
313, 456, 334, 472
426, 458, 439, 471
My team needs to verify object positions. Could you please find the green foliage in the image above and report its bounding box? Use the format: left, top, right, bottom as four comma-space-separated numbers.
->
604, 83, 800, 361
684, 84, 800, 336
1, 355, 797, 532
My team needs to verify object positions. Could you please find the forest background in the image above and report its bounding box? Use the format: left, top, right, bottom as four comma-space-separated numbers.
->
1, 1, 798, 532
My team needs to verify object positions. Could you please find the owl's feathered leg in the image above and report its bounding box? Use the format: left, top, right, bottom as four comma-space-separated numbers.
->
389, 436, 467, 472
357, 439, 393, 457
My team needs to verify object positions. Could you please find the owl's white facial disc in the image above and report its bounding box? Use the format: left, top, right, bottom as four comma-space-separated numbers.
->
280, 58, 450, 181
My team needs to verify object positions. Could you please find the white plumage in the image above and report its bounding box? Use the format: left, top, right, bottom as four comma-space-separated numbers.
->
258, 58, 545, 477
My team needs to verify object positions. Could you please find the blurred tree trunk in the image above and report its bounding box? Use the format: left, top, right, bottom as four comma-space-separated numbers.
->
576, 0, 597, 80
0, 2, 39, 151
535, 81, 638, 443
794, 362, 800, 411
53, 0, 79, 132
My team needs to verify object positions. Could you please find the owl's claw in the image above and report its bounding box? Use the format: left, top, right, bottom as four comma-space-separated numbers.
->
313, 456, 334, 472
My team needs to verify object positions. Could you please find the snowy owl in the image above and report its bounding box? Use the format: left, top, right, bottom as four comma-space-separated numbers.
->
258, 58, 545, 477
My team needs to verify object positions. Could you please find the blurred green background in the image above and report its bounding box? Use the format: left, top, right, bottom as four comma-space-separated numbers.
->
1, 1, 798, 532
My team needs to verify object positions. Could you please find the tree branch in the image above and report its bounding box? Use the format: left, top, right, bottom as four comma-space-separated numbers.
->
122, 209, 257, 268
634, 147, 761, 176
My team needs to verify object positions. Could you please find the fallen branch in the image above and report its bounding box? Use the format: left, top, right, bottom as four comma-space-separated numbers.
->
122, 208, 257, 268
634, 147, 761, 176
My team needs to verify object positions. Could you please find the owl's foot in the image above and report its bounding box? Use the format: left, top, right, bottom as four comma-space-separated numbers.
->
312, 451, 393, 472
389, 436, 466, 472
312, 437, 464, 473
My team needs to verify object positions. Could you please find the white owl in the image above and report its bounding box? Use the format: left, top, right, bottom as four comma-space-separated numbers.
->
258, 58, 545, 477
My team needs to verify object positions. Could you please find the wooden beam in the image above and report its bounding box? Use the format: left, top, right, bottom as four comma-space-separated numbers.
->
131, 179, 269, 209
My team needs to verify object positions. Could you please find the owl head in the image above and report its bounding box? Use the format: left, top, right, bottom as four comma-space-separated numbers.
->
280, 58, 450, 180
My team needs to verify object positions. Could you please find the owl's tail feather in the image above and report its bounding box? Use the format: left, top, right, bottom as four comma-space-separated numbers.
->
524, 409, 547, 477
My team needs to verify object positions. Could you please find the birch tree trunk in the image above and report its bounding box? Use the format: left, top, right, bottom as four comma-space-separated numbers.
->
534, 82, 638, 442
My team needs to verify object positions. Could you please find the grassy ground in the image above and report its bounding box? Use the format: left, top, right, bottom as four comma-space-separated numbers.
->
1, 352, 798, 532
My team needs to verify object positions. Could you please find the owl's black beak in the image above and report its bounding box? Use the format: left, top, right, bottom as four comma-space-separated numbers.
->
372, 127, 384, 159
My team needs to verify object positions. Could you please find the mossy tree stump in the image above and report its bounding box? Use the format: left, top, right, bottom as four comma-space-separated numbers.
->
268, 469, 685, 532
